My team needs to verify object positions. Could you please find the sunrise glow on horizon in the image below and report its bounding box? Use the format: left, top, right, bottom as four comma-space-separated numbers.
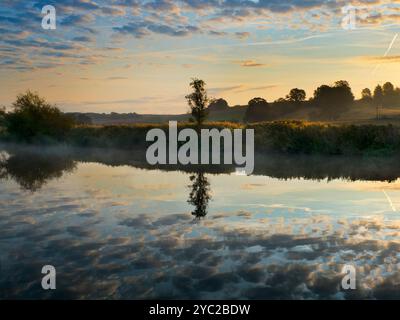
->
2, 0, 400, 114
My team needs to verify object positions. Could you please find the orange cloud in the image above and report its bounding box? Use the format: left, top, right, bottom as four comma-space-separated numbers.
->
236, 60, 267, 67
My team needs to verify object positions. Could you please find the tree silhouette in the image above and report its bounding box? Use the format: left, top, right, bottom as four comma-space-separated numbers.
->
186, 78, 209, 127
361, 88, 372, 102
187, 171, 211, 219
383, 82, 396, 107
383, 82, 394, 95
248, 97, 268, 106
286, 88, 306, 103
244, 97, 270, 122
312, 80, 354, 120
373, 85, 384, 107
208, 98, 229, 112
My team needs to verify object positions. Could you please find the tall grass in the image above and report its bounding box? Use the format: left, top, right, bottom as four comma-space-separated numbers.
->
3, 120, 400, 156
66, 122, 243, 149
249, 121, 400, 155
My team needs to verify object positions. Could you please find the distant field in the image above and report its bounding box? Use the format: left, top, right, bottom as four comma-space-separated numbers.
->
73, 102, 400, 126
76, 106, 247, 125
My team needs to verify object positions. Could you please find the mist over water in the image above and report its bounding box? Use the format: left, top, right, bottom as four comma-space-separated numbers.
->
1, 145, 400, 299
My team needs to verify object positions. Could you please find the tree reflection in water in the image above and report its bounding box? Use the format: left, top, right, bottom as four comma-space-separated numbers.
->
187, 171, 212, 220
0, 149, 76, 192
3, 144, 400, 195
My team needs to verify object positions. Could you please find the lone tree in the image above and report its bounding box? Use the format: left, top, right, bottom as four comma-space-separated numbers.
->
186, 78, 209, 127
286, 88, 306, 103
5, 91, 75, 142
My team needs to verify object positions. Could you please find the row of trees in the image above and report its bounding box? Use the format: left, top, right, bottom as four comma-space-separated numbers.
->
209, 88, 307, 113
243, 81, 400, 122
244, 80, 355, 121
205, 80, 400, 122
361, 82, 400, 108
2, 79, 400, 143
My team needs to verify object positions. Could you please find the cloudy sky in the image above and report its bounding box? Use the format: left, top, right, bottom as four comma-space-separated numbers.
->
1, 0, 400, 114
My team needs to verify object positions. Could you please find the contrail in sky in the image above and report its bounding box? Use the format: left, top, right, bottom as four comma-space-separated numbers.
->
128, 33, 331, 57
372, 33, 398, 75
384, 33, 398, 55
382, 189, 396, 212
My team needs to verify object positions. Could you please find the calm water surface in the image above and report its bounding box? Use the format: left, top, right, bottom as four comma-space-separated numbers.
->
1, 146, 400, 299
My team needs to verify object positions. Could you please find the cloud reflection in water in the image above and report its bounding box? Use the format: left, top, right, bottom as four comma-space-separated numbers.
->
1, 147, 400, 299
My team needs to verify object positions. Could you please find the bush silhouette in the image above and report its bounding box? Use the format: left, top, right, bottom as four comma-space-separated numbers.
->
5, 91, 75, 142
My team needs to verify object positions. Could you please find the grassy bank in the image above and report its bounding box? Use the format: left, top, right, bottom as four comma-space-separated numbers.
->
1, 120, 400, 156
64, 122, 243, 149
249, 121, 400, 156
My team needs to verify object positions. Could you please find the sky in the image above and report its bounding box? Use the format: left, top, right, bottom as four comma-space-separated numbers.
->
2, 0, 400, 114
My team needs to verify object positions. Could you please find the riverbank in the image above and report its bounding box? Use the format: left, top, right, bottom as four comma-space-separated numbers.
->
1, 120, 400, 156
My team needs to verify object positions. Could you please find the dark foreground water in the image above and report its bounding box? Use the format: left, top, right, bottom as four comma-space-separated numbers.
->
1, 145, 400, 299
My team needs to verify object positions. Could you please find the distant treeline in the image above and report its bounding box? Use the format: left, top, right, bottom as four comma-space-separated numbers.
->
63, 81, 400, 125
211, 81, 400, 123
66, 112, 190, 125
3, 85, 400, 156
